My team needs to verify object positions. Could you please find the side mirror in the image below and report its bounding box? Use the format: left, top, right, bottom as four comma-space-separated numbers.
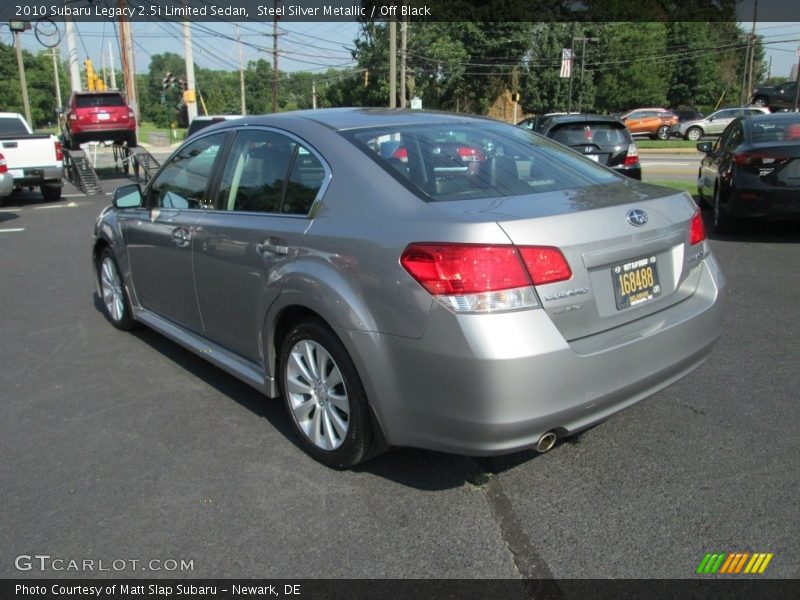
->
696, 142, 713, 154
113, 184, 143, 209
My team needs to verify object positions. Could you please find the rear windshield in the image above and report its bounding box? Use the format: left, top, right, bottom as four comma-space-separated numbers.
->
0, 117, 29, 136
74, 94, 126, 108
549, 122, 630, 146
750, 118, 800, 144
345, 121, 620, 201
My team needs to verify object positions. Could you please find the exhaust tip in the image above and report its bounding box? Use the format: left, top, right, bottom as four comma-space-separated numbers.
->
536, 431, 557, 453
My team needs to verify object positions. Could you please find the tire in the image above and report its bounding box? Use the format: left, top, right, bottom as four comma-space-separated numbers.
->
686, 127, 703, 141
656, 125, 671, 140
126, 132, 138, 148
696, 169, 709, 208
40, 185, 61, 203
713, 183, 735, 235
97, 248, 136, 331
279, 319, 377, 468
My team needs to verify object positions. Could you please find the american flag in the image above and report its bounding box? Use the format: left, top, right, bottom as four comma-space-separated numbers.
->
560, 49, 573, 78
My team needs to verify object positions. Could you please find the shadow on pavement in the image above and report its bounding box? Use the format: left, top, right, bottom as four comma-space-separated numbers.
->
701, 207, 800, 244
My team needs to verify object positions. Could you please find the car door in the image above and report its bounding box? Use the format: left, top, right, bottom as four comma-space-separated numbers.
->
119, 132, 228, 333
622, 111, 646, 135
706, 109, 738, 135
192, 128, 329, 363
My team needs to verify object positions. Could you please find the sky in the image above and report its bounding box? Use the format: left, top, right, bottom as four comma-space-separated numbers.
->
6, 20, 800, 82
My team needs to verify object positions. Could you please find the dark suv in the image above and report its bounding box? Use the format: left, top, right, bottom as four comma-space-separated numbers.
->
531, 114, 641, 180
62, 91, 137, 150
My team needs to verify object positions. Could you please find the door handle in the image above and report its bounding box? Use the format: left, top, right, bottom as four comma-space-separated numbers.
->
171, 227, 191, 248
256, 238, 290, 255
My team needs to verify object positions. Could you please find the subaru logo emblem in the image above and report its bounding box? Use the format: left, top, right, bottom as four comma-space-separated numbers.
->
627, 209, 648, 227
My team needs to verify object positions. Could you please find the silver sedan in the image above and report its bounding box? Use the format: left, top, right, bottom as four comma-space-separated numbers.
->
92, 108, 725, 468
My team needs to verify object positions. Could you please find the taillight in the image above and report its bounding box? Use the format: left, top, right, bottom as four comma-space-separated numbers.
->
518, 247, 572, 284
68, 113, 77, 121
54, 141, 63, 162
391, 146, 408, 163
623, 143, 639, 167
456, 146, 485, 162
128, 110, 135, 120
733, 152, 789, 167
689, 211, 706, 245
0, 152, 7, 174
400, 243, 571, 313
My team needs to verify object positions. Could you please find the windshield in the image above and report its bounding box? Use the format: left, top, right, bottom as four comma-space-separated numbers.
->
74, 94, 126, 108
345, 121, 620, 202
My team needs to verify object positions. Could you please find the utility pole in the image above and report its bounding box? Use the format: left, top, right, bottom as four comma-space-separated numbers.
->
567, 23, 576, 113
793, 47, 800, 112
389, 19, 397, 108
52, 47, 63, 110
182, 14, 198, 124
65, 19, 81, 92
575, 36, 599, 113
108, 41, 117, 90
118, 3, 138, 122
237, 25, 246, 115
272, 1, 280, 113
746, 1, 758, 102
312, 81, 317, 109
400, 16, 407, 108
11, 24, 32, 125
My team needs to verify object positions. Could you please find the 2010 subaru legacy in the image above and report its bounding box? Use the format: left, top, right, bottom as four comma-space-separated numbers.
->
93, 108, 725, 468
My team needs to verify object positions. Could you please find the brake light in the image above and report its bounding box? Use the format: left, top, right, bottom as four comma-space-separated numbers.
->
518, 247, 572, 284
689, 211, 706, 245
623, 143, 639, 167
456, 146, 485, 162
128, 110, 135, 120
733, 152, 789, 167
0, 152, 7, 174
391, 146, 408, 163
54, 141, 63, 162
400, 243, 571, 313
68, 113, 77, 121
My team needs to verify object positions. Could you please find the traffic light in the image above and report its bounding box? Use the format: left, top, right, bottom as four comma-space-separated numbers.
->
364, 69, 369, 87
511, 92, 521, 103
162, 72, 176, 90
177, 79, 186, 92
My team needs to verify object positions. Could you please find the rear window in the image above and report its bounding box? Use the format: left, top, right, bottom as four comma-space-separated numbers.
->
74, 94, 126, 108
0, 117, 29, 136
345, 122, 619, 202
750, 118, 800, 144
549, 123, 630, 146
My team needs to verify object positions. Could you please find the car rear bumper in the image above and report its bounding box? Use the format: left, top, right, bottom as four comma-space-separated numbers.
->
8, 166, 64, 187
341, 255, 725, 456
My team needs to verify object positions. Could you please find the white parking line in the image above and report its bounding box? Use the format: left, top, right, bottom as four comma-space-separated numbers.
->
0, 228, 25, 233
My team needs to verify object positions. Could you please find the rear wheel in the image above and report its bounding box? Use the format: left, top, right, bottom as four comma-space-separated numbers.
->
280, 319, 377, 468
686, 127, 703, 141
656, 125, 671, 140
126, 132, 137, 148
40, 185, 61, 203
98, 248, 136, 331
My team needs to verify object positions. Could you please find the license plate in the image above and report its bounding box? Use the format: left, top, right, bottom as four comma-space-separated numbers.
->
612, 256, 661, 310
97, 113, 110, 120
586, 154, 599, 162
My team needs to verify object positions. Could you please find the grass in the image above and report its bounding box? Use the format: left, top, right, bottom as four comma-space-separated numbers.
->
644, 179, 699, 198
636, 139, 699, 149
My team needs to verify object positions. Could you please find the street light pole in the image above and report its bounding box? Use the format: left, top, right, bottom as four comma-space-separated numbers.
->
12, 28, 33, 126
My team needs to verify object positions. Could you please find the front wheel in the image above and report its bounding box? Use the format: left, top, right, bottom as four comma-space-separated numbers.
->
713, 183, 735, 235
98, 248, 136, 331
656, 125, 671, 140
686, 127, 703, 141
280, 320, 377, 468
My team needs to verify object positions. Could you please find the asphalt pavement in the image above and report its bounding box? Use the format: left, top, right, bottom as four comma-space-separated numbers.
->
1, 171, 798, 581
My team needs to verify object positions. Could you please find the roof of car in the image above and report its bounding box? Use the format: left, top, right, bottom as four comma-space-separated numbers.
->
539, 114, 624, 126
211, 107, 499, 132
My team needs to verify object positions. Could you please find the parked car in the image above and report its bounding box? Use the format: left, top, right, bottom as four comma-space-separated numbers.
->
517, 112, 580, 134
186, 114, 243, 138
672, 107, 769, 141
93, 108, 725, 468
0, 152, 14, 199
61, 91, 137, 150
0, 112, 64, 202
750, 81, 798, 111
697, 112, 800, 233
620, 108, 678, 140
533, 113, 641, 180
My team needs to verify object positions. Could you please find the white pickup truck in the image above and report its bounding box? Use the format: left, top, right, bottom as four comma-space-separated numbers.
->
0, 112, 64, 202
